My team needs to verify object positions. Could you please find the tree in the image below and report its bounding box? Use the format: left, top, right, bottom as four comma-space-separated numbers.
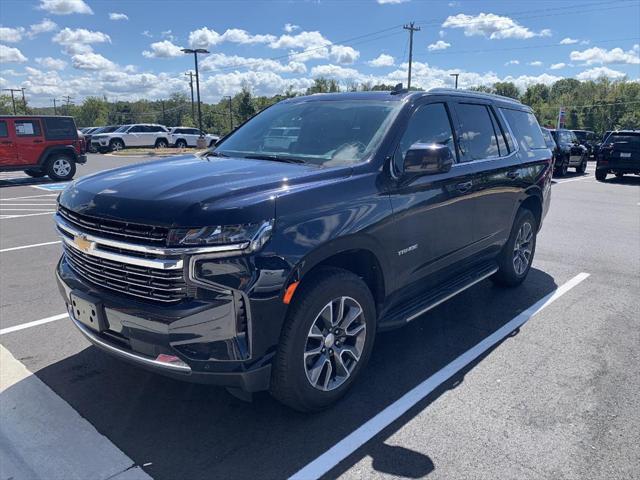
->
236, 86, 256, 122
493, 82, 520, 99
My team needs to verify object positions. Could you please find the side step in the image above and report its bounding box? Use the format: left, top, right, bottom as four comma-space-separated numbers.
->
380, 262, 498, 330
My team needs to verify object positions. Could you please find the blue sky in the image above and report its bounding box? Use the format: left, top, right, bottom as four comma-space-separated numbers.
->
1, 0, 639, 106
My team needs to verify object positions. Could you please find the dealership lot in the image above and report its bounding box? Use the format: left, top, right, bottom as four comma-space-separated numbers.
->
1, 154, 639, 479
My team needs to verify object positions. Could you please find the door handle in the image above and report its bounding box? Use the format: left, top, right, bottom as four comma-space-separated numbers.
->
456, 181, 473, 193
506, 170, 520, 179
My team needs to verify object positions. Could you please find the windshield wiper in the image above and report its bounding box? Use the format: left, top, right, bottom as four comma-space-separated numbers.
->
243, 154, 306, 164
204, 150, 229, 157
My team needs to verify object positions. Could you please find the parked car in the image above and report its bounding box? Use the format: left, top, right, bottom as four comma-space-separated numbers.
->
0, 115, 86, 181
86, 125, 121, 153
595, 130, 639, 181
168, 127, 219, 148
90, 124, 170, 152
571, 130, 597, 157
55, 89, 552, 411
549, 128, 588, 176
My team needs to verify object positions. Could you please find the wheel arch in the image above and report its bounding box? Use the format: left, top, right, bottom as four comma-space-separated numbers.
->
519, 190, 543, 231
38, 145, 77, 167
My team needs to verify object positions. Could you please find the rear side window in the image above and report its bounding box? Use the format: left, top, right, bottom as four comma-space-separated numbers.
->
0, 121, 7, 137
500, 109, 546, 155
455, 103, 502, 161
397, 102, 457, 168
15, 120, 41, 136
43, 117, 77, 140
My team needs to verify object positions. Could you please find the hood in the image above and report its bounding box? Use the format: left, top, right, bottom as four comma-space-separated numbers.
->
59, 155, 349, 227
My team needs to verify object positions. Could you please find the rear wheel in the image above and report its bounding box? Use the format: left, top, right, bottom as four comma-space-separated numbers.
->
24, 169, 46, 178
492, 209, 537, 287
175, 139, 187, 148
270, 268, 376, 411
595, 169, 607, 182
615, 172, 624, 179
46, 155, 76, 181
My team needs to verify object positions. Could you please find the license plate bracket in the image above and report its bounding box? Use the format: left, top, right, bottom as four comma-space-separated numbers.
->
620, 152, 631, 158
70, 291, 106, 332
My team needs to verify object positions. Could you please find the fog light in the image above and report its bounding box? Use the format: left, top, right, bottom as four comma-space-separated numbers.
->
155, 354, 188, 367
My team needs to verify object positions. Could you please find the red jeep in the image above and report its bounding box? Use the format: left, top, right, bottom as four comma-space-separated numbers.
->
0, 115, 87, 181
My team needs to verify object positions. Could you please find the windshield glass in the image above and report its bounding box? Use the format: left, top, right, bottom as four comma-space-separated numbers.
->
215, 99, 400, 167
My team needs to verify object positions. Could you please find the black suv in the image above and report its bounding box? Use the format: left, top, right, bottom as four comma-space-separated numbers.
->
55, 90, 552, 411
549, 129, 588, 176
571, 129, 597, 157
595, 130, 639, 181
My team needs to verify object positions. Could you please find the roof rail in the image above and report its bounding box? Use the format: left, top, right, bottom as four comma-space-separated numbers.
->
427, 87, 523, 104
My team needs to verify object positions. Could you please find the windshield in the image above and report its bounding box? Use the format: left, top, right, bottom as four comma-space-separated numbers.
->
214, 99, 400, 167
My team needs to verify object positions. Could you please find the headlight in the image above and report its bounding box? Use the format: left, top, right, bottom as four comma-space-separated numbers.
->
167, 220, 273, 252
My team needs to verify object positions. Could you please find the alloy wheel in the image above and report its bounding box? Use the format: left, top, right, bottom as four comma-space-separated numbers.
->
52, 158, 71, 177
304, 296, 367, 392
513, 221, 533, 276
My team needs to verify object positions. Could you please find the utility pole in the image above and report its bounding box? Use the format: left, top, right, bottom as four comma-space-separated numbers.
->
161, 100, 166, 125
62, 95, 72, 115
20, 88, 27, 112
403, 22, 420, 90
182, 48, 209, 137
2, 89, 20, 114
224, 96, 233, 132
53, 98, 58, 115
186, 72, 195, 122
450, 73, 459, 89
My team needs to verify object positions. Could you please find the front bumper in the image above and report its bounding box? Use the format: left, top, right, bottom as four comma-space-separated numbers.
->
56, 258, 273, 391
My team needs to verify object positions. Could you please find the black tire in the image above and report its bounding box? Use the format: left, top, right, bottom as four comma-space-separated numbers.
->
555, 158, 568, 177
175, 139, 187, 148
615, 172, 624, 179
24, 169, 46, 178
46, 155, 76, 181
491, 209, 537, 287
595, 169, 607, 182
109, 139, 125, 152
270, 267, 376, 412
155, 138, 169, 149
576, 157, 587, 174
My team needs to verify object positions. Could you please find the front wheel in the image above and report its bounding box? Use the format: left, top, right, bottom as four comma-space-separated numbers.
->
615, 173, 624, 179
175, 139, 187, 149
109, 139, 124, 152
576, 157, 587, 174
595, 169, 607, 182
492, 209, 537, 287
155, 138, 169, 149
270, 268, 376, 412
46, 155, 76, 181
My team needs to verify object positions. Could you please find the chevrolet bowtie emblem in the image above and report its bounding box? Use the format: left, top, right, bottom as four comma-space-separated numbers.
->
73, 234, 92, 253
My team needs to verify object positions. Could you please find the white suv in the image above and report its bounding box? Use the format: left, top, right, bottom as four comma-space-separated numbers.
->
168, 127, 219, 148
91, 124, 170, 152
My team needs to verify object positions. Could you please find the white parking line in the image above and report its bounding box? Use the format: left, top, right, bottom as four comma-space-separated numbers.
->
0, 203, 58, 206
555, 176, 594, 184
0, 212, 56, 220
0, 241, 61, 253
290, 272, 590, 480
0, 313, 68, 335
0, 345, 152, 480
0, 208, 57, 211
0, 193, 58, 201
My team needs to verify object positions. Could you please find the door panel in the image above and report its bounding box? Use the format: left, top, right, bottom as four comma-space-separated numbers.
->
14, 119, 44, 166
0, 120, 18, 166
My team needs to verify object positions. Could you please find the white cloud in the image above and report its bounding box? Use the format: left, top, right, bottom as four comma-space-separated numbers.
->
529, 60, 543, 66
284, 23, 300, 33
38, 0, 93, 15
570, 45, 639, 65
161, 30, 176, 42
310, 64, 360, 79
109, 12, 129, 21
268, 30, 331, 50
188, 27, 220, 48
27, 18, 58, 38
142, 31, 152, 38
36, 56, 67, 70
559, 37, 579, 45
428, 40, 451, 51
576, 66, 626, 81
550, 63, 566, 70
71, 52, 116, 70
330, 45, 360, 64
220, 28, 276, 45
368, 53, 395, 67
442, 13, 552, 40
505, 60, 519, 66
53, 27, 111, 54
0, 44, 28, 63
0, 27, 25, 43
200, 53, 306, 74
377, 0, 410, 4
142, 40, 184, 58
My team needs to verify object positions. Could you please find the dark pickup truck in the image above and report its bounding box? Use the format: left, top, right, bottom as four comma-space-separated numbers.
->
55, 89, 552, 411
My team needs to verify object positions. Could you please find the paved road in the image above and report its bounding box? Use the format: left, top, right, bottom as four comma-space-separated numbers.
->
1, 154, 638, 479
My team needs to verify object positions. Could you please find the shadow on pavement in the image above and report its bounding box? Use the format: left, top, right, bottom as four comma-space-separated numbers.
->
602, 175, 640, 186
23, 268, 557, 480
0, 176, 63, 188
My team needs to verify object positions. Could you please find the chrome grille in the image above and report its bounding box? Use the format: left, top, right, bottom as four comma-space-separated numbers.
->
58, 206, 169, 245
63, 243, 188, 303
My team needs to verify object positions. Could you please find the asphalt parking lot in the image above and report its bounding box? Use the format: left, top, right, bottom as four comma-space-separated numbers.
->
1, 154, 639, 480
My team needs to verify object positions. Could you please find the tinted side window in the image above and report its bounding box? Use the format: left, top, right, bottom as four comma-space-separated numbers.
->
149, 126, 163, 133
129, 126, 143, 133
500, 109, 546, 154
0, 121, 7, 137
15, 120, 42, 136
456, 103, 500, 161
397, 102, 456, 168
190, 129, 201, 135
43, 117, 77, 140
173, 128, 184, 134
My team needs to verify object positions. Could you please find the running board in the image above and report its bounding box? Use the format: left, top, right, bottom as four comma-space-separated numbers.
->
380, 262, 498, 330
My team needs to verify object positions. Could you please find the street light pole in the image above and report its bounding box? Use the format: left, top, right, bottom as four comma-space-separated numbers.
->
449, 73, 460, 89
182, 48, 209, 139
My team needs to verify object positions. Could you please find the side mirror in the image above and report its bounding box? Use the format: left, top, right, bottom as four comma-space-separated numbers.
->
403, 143, 454, 176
